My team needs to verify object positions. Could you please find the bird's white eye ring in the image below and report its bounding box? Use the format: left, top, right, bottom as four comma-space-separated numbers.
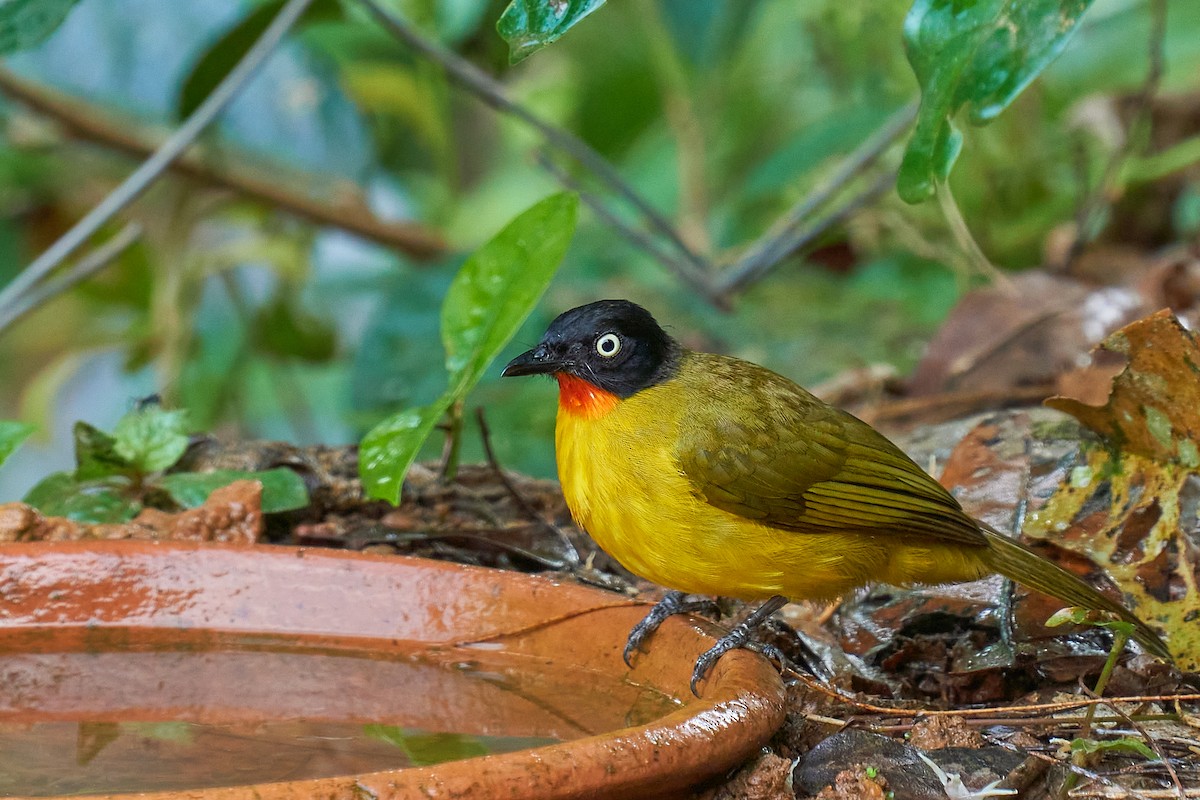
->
595, 333, 622, 358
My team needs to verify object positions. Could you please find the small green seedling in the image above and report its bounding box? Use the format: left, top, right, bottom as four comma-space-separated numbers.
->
1068, 737, 1158, 761
1046, 607, 1157, 793
23, 405, 308, 523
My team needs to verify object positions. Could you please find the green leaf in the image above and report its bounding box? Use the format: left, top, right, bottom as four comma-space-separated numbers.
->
1069, 736, 1158, 761
0, 0, 83, 55
158, 468, 310, 513
360, 192, 578, 503
175, 0, 344, 120
359, 403, 450, 505
73, 421, 133, 480
112, 408, 190, 475
898, 0, 1094, 203
0, 420, 34, 469
497, 0, 606, 63
23, 472, 139, 523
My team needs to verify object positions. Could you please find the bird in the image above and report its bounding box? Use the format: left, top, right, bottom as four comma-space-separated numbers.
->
501, 299, 1171, 693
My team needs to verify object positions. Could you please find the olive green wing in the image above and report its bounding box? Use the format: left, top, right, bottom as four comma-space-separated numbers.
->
675, 358, 985, 546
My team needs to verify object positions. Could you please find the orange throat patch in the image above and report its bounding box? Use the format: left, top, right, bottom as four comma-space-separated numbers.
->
555, 373, 619, 420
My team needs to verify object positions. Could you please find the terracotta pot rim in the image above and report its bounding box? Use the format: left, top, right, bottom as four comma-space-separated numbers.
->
0, 540, 786, 800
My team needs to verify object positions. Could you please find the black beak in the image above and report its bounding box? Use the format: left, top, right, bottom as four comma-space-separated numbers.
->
502, 344, 565, 377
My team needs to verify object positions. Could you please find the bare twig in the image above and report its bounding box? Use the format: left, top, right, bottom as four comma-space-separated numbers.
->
1077, 684, 1186, 800
536, 152, 725, 307
475, 406, 580, 568
355, 0, 712, 285
717, 170, 898, 297
0, 0, 316, 324
789, 670, 1199, 720
0, 221, 142, 334
717, 103, 917, 294
0, 69, 444, 260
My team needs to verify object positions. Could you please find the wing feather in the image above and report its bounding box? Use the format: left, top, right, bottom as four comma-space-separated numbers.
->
675, 354, 986, 547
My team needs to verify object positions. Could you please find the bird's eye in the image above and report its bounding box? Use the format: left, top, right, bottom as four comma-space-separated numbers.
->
595, 333, 622, 358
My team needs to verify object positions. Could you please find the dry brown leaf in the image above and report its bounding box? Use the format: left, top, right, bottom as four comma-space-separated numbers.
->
1046, 309, 1200, 466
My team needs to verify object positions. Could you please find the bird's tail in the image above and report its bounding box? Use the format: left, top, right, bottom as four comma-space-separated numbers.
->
979, 525, 1171, 661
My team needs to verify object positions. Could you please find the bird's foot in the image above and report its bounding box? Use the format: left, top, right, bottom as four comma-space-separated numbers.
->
689, 595, 789, 696
623, 591, 722, 667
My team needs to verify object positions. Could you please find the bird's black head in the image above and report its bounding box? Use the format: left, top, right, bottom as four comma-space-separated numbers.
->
502, 300, 681, 397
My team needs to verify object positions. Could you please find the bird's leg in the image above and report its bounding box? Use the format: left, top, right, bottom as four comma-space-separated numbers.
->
623, 591, 722, 667
690, 595, 789, 696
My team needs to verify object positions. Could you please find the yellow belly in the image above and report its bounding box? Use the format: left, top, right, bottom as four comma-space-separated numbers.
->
554, 383, 989, 601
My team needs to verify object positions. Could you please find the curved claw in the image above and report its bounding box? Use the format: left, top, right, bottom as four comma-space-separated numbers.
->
688, 595, 790, 697
623, 591, 719, 667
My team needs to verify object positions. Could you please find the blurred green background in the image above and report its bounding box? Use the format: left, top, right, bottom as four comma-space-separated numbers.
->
1, 0, 1199, 500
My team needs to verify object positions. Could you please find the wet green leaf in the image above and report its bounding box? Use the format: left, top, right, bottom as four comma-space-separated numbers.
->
898, 0, 1094, 203
0, 0, 82, 54
23, 472, 139, 523
441, 193, 577, 385
0, 420, 34, 469
359, 404, 448, 505
497, 0, 606, 63
360, 192, 577, 503
158, 468, 310, 513
112, 407, 190, 475
175, 0, 344, 120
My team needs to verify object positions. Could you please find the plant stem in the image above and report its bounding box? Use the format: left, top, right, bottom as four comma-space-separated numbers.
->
935, 178, 1009, 287
1082, 627, 1129, 741
1064, 627, 1131, 798
440, 399, 464, 482
0, 0, 316, 328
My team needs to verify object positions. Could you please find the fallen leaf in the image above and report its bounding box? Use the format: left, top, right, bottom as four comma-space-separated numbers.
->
1024, 448, 1200, 669
1047, 309, 1200, 466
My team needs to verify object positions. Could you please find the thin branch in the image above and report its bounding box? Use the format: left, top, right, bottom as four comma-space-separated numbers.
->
0, 68, 444, 260
536, 151, 726, 307
717, 170, 897, 297
0, 0, 315, 322
475, 406, 580, 568
789, 671, 1200, 720
355, 0, 711, 282
0, 221, 141, 334
717, 102, 917, 294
